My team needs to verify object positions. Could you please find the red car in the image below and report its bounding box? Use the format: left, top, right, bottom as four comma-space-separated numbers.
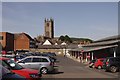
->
94, 58, 105, 69
0, 57, 42, 80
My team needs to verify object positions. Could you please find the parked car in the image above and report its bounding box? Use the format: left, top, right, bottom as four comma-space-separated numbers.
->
28, 53, 57, 62
0, 64, 27, 80
2, 54, 16, 61
0, 57, 42, 80
89, 59, 96, 68
40, 53, 57, 62
17, 56, 55, 74
46, 52, 56, 56
94, 58, 105, 69
103, 57, 120, 73
15, 55, 26, 61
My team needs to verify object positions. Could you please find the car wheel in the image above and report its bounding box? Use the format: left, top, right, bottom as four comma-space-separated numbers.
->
89, 66, 92, 68
110, 66, 117, 73
92, 65, 95, 68
40, 68, 48, 74
98, 66, 102, 69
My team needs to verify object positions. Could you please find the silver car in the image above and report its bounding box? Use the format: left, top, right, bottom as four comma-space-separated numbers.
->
17, 56, 54, 74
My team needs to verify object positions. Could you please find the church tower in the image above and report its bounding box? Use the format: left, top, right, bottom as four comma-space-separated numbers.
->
44, 18, 54, 39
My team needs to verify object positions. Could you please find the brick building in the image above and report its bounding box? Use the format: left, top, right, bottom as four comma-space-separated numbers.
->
14, 33, 35, 51
0, 32, 35, 52
0, 32, 14, 51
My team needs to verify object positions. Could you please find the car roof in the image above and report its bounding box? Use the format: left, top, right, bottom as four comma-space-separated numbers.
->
23, 56, 49, 59
17, 56, 50, 62
99, 58, 105, 60
106, 57, 120, 59
0, 57, 10, 60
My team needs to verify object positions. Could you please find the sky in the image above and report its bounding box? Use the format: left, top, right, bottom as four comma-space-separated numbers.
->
1, 2, 119, 41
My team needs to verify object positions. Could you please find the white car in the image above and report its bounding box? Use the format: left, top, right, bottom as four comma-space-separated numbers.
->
17, 56, 55, 74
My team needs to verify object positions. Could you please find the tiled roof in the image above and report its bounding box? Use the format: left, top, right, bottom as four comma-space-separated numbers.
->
14, 33, 33, 40
38, 45, 66, 49
70, 45, 117, 52
94, 35, 120, 42
83, 39, 119, 47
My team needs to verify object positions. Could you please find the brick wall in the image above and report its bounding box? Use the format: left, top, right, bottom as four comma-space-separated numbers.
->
14, 34, 30, 51
0, 32, 14, 51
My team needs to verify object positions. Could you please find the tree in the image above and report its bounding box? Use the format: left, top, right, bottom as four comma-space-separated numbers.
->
64, 35, 72, 43
59, 35, 72, 43
59, 35, 65, 41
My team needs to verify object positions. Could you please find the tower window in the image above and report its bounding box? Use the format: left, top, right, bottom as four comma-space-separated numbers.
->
47, 23, 49, 26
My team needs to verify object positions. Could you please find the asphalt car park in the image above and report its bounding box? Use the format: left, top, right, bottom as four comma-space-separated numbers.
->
1, 52, 119, 79
42, 56, 119, 78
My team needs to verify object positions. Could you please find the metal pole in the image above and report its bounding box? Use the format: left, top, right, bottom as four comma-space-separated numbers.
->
92, 52, 94, 60
114, 49, 116, 57
86, 53, 87, 62
113, 48, 116, 57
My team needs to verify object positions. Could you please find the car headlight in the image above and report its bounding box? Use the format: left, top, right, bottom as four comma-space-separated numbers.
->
29, 74, 39, 78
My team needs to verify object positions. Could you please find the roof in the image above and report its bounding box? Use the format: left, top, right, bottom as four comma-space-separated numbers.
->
70, 45, 117, 52
67, 44, 78, 49
83, 45, 118, 52
14, 33, 33, 40
43, 40, 52, 45
0, 32, 14, 35
38, 45, 66, 49
94, 35, 120, 42
83, 39, 119, 47
69, 35, 119, 52
61, 42, 67, 45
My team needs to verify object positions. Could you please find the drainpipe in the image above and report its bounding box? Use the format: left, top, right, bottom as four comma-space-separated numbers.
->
113, 49, 116, 57
91, 52, 94, 60
86, 53, 87, 62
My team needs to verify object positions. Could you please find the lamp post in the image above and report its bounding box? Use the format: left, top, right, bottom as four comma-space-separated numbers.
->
113, 47, 116, 57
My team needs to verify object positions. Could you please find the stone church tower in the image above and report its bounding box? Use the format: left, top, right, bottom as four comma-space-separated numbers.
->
44, 18, 54, 39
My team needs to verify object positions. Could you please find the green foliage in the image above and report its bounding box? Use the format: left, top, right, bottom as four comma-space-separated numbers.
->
59, 35, 65, 41
59, 35, 93, 44
59, 35, 72, 43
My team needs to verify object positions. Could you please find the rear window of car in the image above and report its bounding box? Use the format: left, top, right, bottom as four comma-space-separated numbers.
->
108, 57, 120, 62
114, 58, 120, 62
41, 58, 49, 62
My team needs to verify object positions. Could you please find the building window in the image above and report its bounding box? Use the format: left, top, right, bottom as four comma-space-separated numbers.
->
0, 36, 3, 40
47, 23, 49, 27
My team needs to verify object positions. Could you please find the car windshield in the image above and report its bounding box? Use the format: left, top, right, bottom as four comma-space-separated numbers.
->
103, 58, 107, 63
2, 59, 24, 70
92, 59, 96, 62
0, 65, 12, 77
